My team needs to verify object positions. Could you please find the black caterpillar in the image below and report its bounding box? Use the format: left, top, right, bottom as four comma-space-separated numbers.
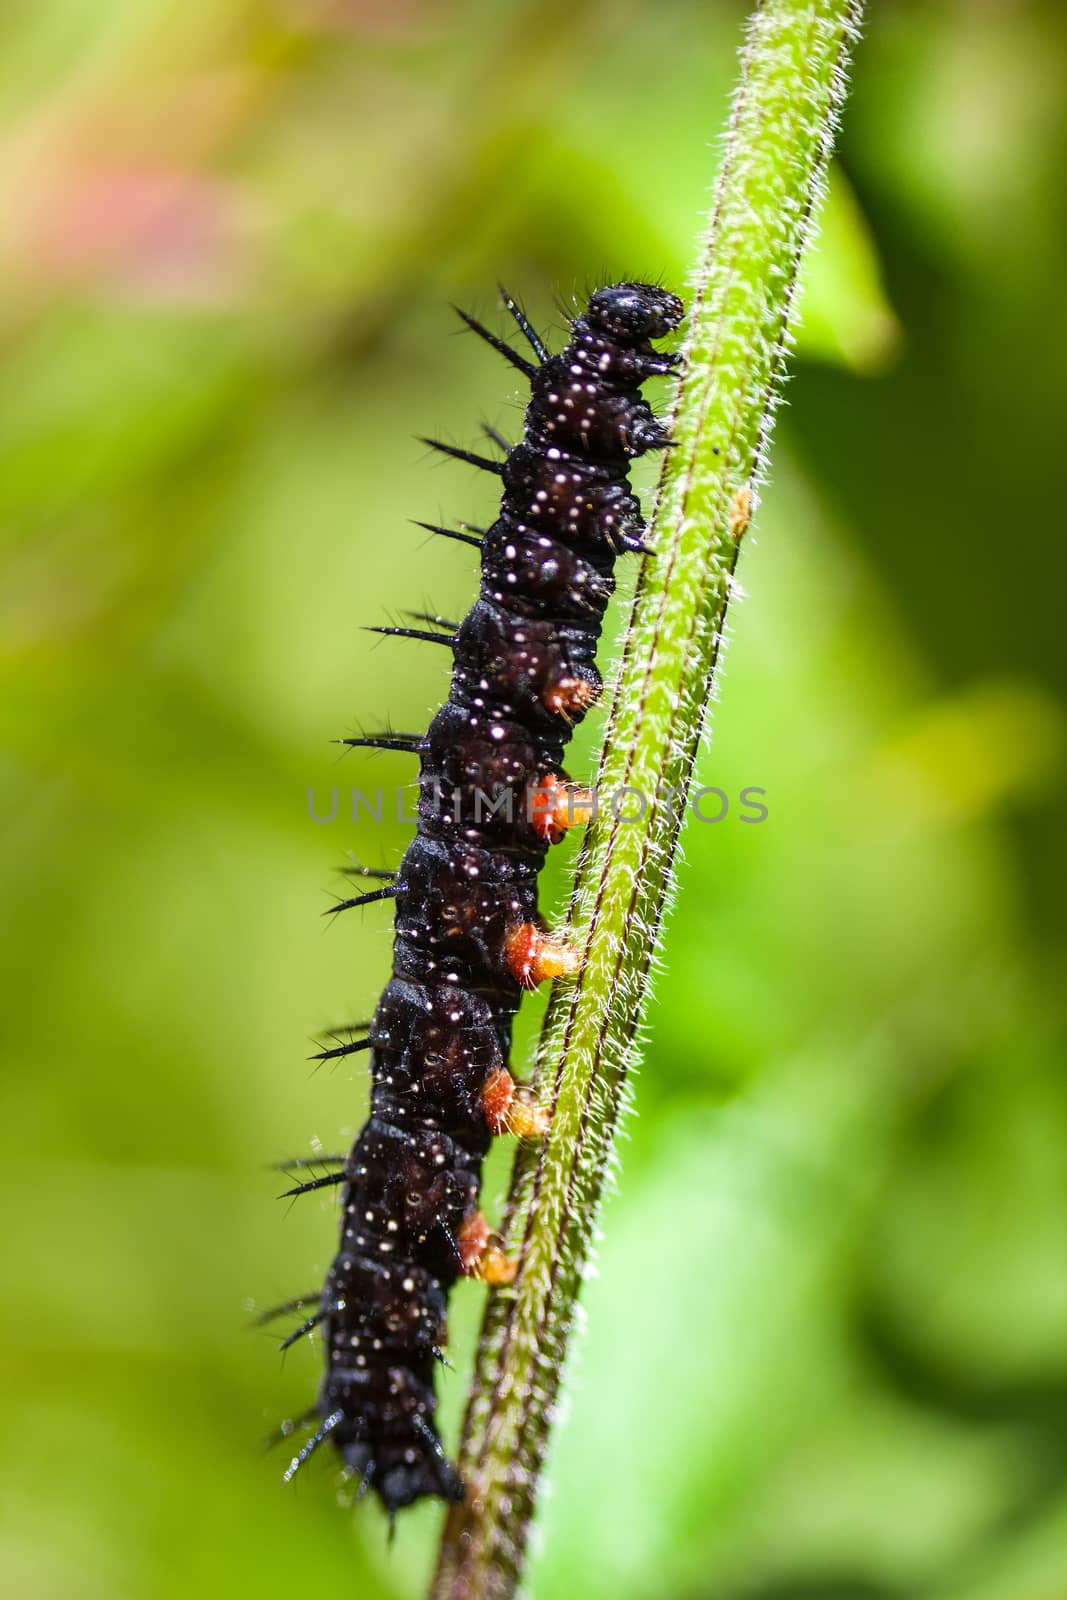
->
267, 282, 683, 1513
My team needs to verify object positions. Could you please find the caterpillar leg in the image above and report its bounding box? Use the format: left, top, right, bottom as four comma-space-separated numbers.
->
729, 481, 753, 540
505, 923, 582, 989
481, 1066, 550, 1138
545, 672, 600, 719
527, 774, 595, 844
457, 1211, 516, 1286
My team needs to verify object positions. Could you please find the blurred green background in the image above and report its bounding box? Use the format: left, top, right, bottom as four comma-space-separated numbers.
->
2, 2, 1065, 1597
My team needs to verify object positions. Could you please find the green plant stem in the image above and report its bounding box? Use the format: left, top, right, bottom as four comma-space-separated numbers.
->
431, 4, 864, 1595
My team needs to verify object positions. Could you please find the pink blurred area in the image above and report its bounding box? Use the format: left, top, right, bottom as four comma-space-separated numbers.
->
29, 162, 244, 302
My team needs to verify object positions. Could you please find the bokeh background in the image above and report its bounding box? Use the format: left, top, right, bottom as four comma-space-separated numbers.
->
2, 2, 1065, 1597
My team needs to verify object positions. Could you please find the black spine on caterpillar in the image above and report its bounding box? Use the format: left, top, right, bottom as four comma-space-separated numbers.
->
292, 283, 683, 1512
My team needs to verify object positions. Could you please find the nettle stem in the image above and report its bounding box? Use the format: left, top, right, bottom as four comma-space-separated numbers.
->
431, 4, 864, 1596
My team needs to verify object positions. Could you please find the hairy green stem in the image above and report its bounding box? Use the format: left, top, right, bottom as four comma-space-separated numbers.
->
431, 4, 863, 1595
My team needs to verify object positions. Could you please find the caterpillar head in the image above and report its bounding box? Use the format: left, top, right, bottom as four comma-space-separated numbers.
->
586, 282, 684, 342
